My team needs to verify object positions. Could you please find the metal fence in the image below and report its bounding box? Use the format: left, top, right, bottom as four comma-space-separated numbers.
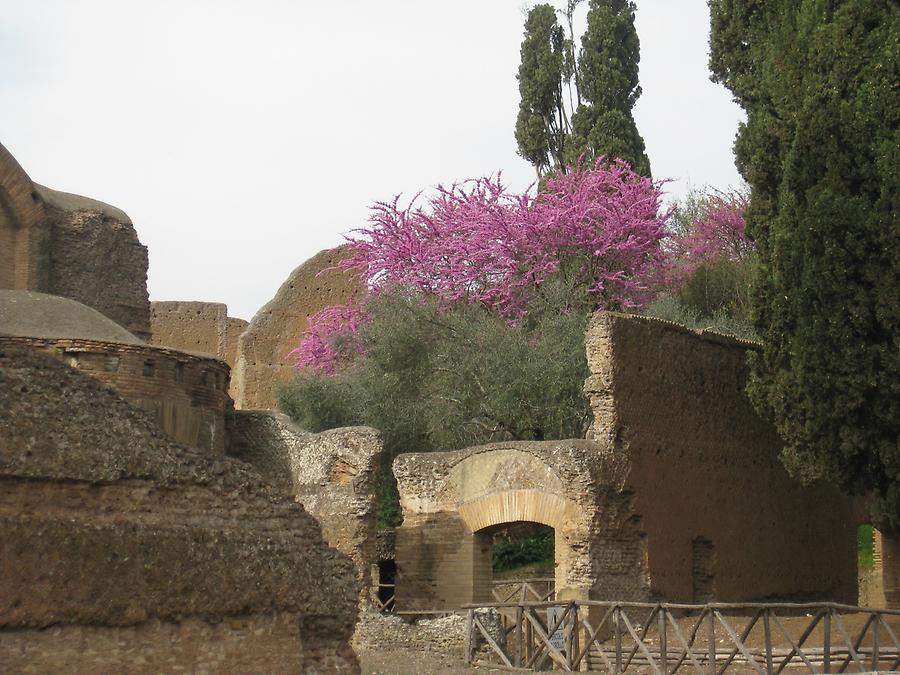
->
463, 600, 900, 673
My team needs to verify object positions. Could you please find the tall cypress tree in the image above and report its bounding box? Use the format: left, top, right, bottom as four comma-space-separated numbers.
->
568, 0, 650, 175
515, 5, 568, 174
514, 0, 649, 176
710, 1, 900, 529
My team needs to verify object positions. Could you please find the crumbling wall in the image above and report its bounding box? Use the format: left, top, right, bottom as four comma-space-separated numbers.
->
0, 347, 359, 673
231, 247, 362, 410
392, 441, 637, 611
584, 312, 858, 603
149, 300, 247, 369
0, 143, 48, 291
0, 143, 151, 340
37, 184, 150, 340
226, 410, 382, 605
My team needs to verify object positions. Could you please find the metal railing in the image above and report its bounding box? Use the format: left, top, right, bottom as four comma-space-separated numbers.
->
463, 600, 900, 673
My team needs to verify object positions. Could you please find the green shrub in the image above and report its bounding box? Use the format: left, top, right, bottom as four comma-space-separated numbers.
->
279, 289, 592, 528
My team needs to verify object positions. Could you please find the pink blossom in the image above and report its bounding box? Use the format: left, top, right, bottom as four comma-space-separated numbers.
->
289, 304, 364, 374
293, 159, 674, 372
670, 190, 752, 284
340, 158, 671, 318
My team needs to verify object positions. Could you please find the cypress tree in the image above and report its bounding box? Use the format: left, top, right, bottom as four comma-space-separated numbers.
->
710, 1, 900, 529
515, 4, 568, 174
568, 0, 650, 175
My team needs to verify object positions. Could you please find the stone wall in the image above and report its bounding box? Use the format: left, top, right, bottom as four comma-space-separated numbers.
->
584, 312, 858, 603
226, 410, 382, 605
231, 247, 362, 410
392, 441, 634, 611
0, 334, 232, 456
0, 347, 359, 673
0, 142, 48, 291
149, 300, 247, 368
0, 142, 151, 340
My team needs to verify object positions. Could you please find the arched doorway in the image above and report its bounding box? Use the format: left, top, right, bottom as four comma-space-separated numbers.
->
480, 521, 555, 604
393, 442, 605, 610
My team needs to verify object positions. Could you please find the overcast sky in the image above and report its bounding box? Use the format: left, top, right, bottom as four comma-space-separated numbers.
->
1, 0, 744, 321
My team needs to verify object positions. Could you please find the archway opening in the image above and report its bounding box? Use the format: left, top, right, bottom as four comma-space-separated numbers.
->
474, 521, 555, 603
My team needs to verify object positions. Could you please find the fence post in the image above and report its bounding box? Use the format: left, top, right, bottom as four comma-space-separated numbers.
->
514, 605, 523, 668
823, 608, 831, 674
465, 608, 475, 664
872, 612, 880, 672
707, 607, 716, 675
659, 605, 667, 675
614, 605, 622, 674
763, 608, 773, 674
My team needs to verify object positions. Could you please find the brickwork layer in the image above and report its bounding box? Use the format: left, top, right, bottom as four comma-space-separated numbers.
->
0, 335, 231, 455
0, 348, 359, 672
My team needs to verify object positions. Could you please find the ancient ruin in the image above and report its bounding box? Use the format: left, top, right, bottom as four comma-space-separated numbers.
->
0, 290, 231, 455
393, 312, 859, 610
0, 142, 151, 340
226, 411, 383, 605
149, 300, 247, 369
231, 246, 362, 410
0, 347, 359, 673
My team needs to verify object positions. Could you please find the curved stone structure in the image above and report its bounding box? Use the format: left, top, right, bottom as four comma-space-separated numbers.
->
0, 348, 359, 673
231, 247, 362, 410
0, 142, 150, 339
1, 291, 230, 455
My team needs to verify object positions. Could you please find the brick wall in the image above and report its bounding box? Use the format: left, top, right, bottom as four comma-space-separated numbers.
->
0, 336, 231, 455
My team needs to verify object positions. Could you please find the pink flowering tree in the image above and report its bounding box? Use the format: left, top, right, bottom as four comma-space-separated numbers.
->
668, 190, 752, 285
294, 158, 672, 372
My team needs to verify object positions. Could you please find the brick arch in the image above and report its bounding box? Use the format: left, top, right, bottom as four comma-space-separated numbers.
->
458, 489, 570, 533
0, 142, 46, 289
393, 442, 600, 611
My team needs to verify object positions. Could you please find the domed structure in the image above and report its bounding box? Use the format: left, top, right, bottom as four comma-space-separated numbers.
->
0, 289, 143, 344
0, 290, 230, 455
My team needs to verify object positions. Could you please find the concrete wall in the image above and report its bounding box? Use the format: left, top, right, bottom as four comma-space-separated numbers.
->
584, 312, 859, 603
150, 300, 247, 369
0, 348, 359, 673
0, 142, 151, 340
231, 247, 362, 410
226, 411, 382, 606
0, 335, 232, 456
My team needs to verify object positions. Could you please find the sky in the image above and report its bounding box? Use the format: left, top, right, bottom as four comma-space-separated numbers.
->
0, 0, 745, 321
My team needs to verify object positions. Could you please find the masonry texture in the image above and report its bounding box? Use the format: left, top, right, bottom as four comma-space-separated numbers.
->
231, 247, 362, 410
1, 291, 231, 456
393, 440, 630, 610
149, 300, 247, 369
0, 142, 151, 340
583, 312, 858, 603
226, 410, 382, 605
0, 347, 359, 673
392, 312, 859, 611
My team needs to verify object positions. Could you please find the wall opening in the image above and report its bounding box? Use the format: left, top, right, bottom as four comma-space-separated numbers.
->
475, 521, 555, 603
377, 560, 396, 611
691, 536, 716, 603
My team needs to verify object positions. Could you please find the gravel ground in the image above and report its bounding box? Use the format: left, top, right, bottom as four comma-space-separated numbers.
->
357, 648, 484, 674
